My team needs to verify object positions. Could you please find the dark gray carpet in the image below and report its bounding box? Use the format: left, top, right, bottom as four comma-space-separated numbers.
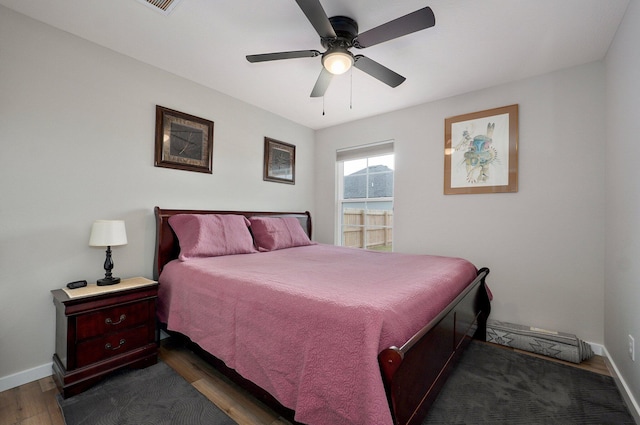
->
424, 341, 636, 424
57, 361, 236, 425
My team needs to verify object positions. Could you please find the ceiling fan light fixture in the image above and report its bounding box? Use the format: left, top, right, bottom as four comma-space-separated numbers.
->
322, 49, 354, 75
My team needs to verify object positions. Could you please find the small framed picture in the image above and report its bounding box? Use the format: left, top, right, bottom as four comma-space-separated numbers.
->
154, 105, 214, 173
263, 137, 295, 184
444, 104, 518, 194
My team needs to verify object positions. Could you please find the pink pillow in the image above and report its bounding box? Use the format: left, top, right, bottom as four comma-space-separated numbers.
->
168, 214, 257, 260
249, 216, 313, 251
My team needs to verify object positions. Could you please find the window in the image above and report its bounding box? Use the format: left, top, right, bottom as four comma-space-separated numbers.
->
337, 142, 394, 251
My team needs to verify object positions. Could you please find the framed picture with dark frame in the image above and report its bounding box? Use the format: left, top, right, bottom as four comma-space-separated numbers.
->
263, 137, 295, 184
154, 105, 214, 174
444, 104, 518, 194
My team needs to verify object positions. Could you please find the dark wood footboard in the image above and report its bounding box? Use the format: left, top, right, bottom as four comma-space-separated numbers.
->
379, 267, 491, 425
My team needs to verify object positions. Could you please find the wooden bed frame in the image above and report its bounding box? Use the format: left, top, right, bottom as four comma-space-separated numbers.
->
154, 206, 491, 425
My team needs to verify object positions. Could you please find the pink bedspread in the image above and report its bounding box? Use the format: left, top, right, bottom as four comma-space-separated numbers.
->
158, 244, 477, 425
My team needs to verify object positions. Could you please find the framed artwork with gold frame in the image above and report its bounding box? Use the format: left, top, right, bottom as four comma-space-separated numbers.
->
444, 104, 518, 194
263, 137, 295, 184
154, 105, 214, 174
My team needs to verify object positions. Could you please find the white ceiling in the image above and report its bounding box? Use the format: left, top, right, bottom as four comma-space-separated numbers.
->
1, 0, 629, 130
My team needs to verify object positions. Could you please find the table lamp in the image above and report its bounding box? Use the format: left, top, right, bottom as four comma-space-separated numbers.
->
89, 220, 128, 286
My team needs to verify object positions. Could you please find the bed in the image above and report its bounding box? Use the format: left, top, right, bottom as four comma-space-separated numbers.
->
154, 207, 491, 425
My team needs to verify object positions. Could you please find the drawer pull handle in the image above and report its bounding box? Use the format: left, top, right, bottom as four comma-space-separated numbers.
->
105, 339, 126, 351
105, 314, 126, 325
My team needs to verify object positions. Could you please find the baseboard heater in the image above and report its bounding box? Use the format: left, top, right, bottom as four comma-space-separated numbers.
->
486, 319, 594, 363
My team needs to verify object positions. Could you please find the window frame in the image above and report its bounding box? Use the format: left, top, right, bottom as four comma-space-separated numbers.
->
336, 147, 394, 251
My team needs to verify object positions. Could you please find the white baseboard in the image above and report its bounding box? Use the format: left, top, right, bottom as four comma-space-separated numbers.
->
0, 362, 53, 393
586, 341, 605, 356
600, 345, 640, 424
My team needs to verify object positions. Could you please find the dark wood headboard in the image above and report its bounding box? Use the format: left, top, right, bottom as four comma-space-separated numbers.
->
153, 206, 312, 280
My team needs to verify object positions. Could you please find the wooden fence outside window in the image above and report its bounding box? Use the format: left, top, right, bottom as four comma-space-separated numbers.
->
342, 208, 393, 250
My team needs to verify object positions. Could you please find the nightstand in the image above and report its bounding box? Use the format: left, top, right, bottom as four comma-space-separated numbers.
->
52, 277, 158, 398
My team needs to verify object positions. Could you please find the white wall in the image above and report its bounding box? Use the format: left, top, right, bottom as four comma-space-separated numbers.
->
315, 63, 606, 345
605, 0, 640, 410
0, 7, 315, 383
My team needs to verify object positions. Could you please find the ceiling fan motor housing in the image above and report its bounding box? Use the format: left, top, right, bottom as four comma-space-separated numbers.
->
322, 16, 358, 49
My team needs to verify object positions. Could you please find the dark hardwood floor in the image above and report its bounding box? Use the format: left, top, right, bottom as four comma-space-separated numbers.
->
0, 339, 611, 425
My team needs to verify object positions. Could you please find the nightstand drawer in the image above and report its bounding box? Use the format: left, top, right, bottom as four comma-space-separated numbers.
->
76, 300, 152, 340
75, 325, 152, 368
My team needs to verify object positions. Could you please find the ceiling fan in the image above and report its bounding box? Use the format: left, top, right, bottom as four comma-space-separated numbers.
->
246, 0, 436, 97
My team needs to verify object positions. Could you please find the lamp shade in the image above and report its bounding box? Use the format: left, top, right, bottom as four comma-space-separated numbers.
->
322, 49, 353, 75
89, 220, 128, 247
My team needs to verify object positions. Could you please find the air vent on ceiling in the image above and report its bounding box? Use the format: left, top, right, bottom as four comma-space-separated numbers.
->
136, 0, 182, 15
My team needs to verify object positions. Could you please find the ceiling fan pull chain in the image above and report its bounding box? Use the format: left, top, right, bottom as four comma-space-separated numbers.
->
322, 95, 325, 116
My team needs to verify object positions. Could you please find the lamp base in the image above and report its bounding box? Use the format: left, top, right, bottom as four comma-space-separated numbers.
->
97, 277, 121, 286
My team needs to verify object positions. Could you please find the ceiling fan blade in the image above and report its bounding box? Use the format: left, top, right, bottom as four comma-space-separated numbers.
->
246, 50, 321, 63
310, 67, 333, 97
355, 6, 435, 48
295, 0, 337, 39
354, 55, 406, 88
